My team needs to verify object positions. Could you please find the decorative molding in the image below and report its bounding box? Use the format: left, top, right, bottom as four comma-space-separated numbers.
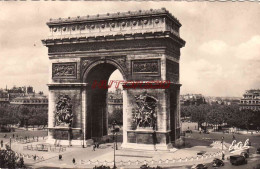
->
47, 8, 181, 26
132, 59, 160, 76
81, 56, 127, 77
52, 62, 77, 79
108, 56, 127, 72
81, 57, 99, 74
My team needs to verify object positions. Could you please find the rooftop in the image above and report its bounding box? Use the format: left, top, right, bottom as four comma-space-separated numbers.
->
47, 8, 181, 26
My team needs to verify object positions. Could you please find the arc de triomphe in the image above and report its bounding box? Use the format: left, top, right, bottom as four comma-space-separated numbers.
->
42, 8, 185, 150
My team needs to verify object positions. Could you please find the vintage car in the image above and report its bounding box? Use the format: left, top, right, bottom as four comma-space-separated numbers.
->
212, 158, 224, 167
191, 164, 208, 169
230, 155, 247, 165
240, 151, 249, 158
256, 147, 260, 154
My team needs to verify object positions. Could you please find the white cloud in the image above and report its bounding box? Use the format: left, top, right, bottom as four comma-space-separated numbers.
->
235, 35, 260, 60
199, 40, 228, 56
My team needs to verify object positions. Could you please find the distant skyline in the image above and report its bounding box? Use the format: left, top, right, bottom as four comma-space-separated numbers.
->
0, 2, 259, 97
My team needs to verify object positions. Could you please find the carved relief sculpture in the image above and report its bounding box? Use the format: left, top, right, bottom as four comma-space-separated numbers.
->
132, 59, 160, 76
52, 62, 77, 78
132, 93, 158, 130
55, 95, 73, 127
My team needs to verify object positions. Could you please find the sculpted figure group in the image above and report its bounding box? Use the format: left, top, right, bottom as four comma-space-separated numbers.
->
133, 93, 158, 129
55, 95, 73, 127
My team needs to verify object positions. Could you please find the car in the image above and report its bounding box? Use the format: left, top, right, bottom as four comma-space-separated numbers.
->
256, 147, 260, 154
240, 151, 249, 158
212, 158, 224, 167
191, 164, 208, 169
203, 130, 210, 134
186, 129, 193, 133
229, 155, 247, 165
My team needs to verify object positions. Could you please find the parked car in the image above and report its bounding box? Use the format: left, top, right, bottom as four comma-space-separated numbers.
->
256, 147, 260, 154
191, 164, 208, 169
240, 151, 249, 158
212, 158, 224, 167
230, 155, 247, 165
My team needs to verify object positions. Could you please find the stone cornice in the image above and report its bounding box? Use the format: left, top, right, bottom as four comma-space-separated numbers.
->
42, 31, 185, 47
47, 83, 88, 88
44, 8, 183, 40
47, 8, 181, 27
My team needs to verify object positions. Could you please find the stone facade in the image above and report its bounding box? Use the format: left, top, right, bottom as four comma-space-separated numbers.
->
240, 89, 260, 111
42, 8, 185, 150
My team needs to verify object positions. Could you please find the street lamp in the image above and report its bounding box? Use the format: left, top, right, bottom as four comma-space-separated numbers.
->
112, 120, 118, 169
9, 137, 11, 150
221, 136, 224, 160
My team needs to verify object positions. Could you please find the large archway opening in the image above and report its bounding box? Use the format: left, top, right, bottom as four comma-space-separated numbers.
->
84, 62, 124, 140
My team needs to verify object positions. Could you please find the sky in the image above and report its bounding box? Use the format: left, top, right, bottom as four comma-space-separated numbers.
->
0, 1, 259, 97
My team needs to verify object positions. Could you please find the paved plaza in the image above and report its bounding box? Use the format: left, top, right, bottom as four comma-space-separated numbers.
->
9, 135, 223, 168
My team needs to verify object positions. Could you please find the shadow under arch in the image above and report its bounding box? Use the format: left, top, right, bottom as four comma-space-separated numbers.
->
82, 59, 125, 140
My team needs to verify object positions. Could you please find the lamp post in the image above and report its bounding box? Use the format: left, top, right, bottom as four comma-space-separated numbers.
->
9, 137, 11, 150
112, 120, 117, 169
221, 136, 224, 160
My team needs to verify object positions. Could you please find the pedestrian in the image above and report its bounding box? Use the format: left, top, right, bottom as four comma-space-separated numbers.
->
59, 154, 62, 160
92, 144, 96, 151
96, 142, 99, 149
13, 134, 14, 138
19, 157, 24, 167
222, 151, 225, 160
232, 135, 235, 140
72, 158, 75, 164
152, 130, 157, 151
33, 155, 37, 161
0, 140, 3, 148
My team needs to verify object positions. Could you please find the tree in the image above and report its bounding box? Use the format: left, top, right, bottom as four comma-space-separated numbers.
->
190, 104, 210, 130
0, 149, 24, 169
108, 109, 123, 125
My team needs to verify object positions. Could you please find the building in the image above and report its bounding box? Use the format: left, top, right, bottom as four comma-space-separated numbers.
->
0, 89, 9, 104
42, 8, 186, 149
240, 89, 260, 111
180, 94, 206, 106
10, 93, 48, 109
107, 88, 123, 114
0, 86, 48, 108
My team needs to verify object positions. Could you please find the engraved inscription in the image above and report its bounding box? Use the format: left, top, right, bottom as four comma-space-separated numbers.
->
52, 62, 77, 79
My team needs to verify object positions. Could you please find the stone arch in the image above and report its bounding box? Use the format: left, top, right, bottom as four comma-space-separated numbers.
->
82, 59, 125, 139
82, 58, 127, 83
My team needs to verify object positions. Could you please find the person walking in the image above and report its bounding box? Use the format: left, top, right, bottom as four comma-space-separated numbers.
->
92, 144, 96, 151
1, 140, 3, 148
59, 154, 62, 161
72, 158, 76, 164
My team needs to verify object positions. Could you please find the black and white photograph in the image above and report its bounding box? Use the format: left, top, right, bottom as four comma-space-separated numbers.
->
0, 1, 260, 169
